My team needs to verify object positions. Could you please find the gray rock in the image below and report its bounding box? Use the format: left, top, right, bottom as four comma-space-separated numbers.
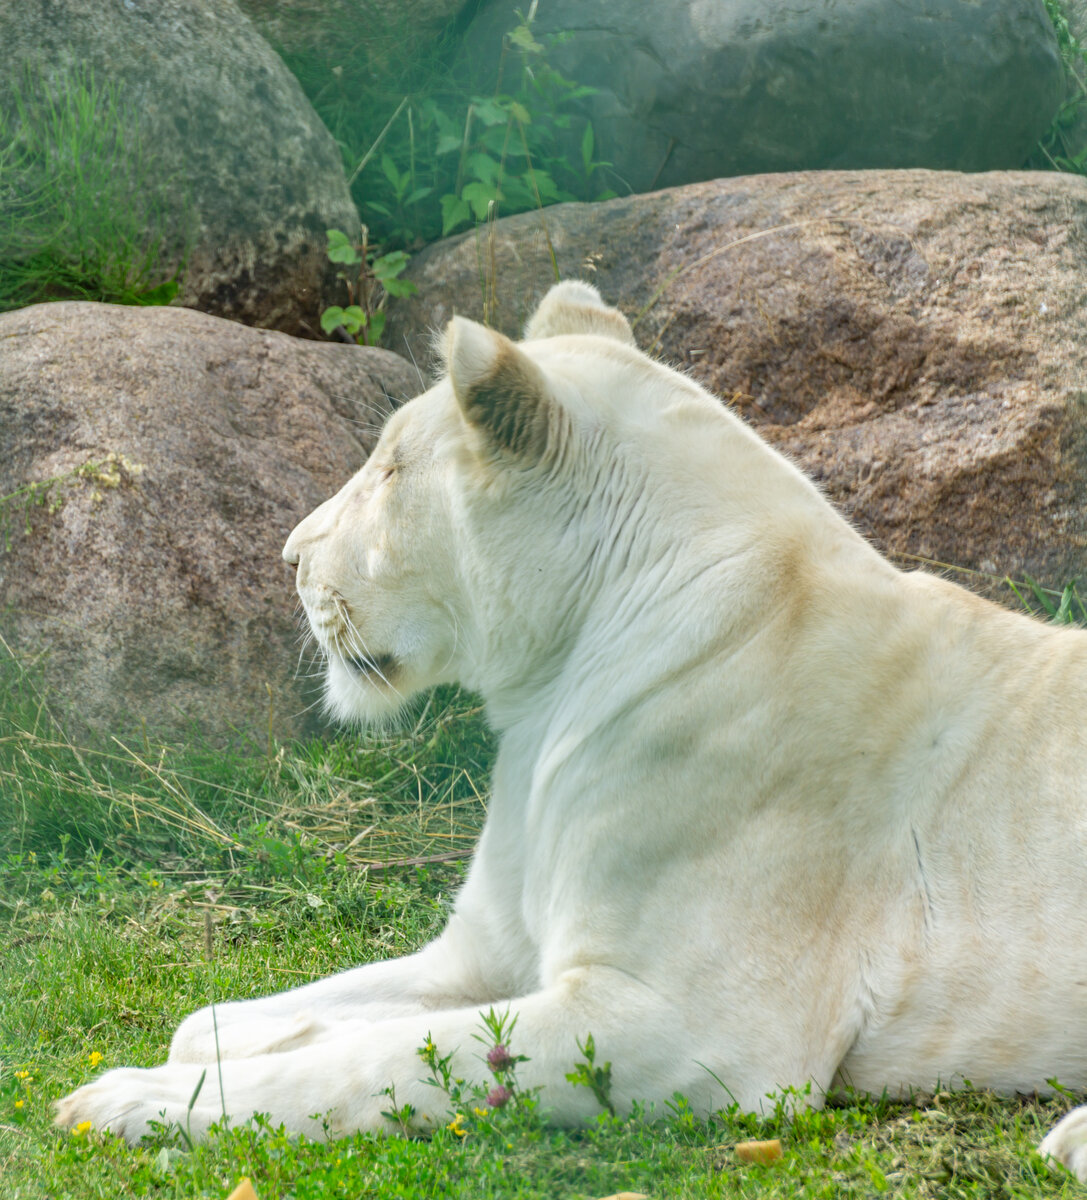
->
237, 0, 466, 63
0, 0, 360, 335
386, 169, 1087, 596
0, 302, 419, 745
464, 0, 1064, 192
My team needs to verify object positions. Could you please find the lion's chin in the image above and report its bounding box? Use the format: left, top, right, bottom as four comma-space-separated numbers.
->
324, 655, 407, 729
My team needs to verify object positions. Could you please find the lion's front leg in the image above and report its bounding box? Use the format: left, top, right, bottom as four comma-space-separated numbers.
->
167, 915, 505, 1065
56, 966, 716, 1144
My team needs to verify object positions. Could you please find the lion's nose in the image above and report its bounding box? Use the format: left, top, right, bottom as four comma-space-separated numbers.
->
282, 521, 307, 567
282, 535, 305, 586
284, 491, 343, 566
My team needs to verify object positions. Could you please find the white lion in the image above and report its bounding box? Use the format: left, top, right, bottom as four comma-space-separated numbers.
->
57, 282, 1087, 1179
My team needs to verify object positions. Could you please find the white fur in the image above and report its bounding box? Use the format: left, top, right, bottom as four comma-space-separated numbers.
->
57, 283, 1087, 1178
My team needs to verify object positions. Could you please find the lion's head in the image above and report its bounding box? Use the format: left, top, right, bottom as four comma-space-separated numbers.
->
283, 281, 813, 728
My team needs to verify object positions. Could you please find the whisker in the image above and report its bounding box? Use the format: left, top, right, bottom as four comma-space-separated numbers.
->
438, 602, 461, 678
341, 624, 392, 695
340, 613, 406, 703
293, 691, 332, 719
401, 335, 426, 393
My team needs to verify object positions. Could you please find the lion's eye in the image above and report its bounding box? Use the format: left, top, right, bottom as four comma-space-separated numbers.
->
377, 464, 395, 484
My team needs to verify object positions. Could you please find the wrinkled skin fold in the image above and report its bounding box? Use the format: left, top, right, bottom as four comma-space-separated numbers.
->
57, 282, 1087, 1180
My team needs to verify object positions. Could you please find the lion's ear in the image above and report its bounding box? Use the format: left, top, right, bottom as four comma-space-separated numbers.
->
446, 316, 554, 462
523, 280, 634, 345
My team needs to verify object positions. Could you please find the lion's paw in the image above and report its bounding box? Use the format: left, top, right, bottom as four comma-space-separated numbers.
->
55, 1064, 219, 1145
1040, 1104, 1087, 1181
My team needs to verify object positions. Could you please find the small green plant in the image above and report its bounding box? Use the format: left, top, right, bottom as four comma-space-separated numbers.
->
379, 1083, 418, 1137
429, 19, 613, 240
1031, 1, 1087, 173
565, 1032, 615, 1116
310, 14, 617, 339
0, 65, 188, 310
320, 226, 417, 346
0, 453, 144, 553
412, 1009, 541, 1140
1004, 575, 1087, 625
280, 8, 619, 258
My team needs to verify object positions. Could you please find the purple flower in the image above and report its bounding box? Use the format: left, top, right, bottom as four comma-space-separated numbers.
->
486, 1084, 512, 1109
486, 1044, 514, 1073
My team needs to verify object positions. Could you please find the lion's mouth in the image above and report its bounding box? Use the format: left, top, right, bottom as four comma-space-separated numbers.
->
343, 651, 398, 681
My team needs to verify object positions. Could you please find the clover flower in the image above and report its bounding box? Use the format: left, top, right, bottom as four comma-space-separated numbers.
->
486, 1085, 512, 1109
486, 1044, 514, 1073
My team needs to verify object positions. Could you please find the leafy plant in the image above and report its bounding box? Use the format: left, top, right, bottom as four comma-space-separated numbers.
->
370, 16, 614, 245
276, 7, 620, 257
1031, 1, 1087, 173
0, 65, 188, 310
412, 1009, 545, 1142
565, 1032, 615, 1116
320, 226, 417, 346
433, 19, 614, 239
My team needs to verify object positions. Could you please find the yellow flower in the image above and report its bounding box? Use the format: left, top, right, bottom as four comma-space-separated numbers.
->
473, 1106, 488, 1118
14, 1071, 32, 1082
446, 1113, 467, 1138
72, 1120, 93, 1136
14, 1099, 24, 1109
88, 1051, 103, 1068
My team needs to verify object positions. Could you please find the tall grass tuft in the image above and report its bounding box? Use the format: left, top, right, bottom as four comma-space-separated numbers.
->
0, 65, 188, 311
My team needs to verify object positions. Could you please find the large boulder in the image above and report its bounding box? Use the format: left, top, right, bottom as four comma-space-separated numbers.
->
387, 169, 1087, 596
464, 0, 1064, 192
0, 0, 359, 335
0, 302, 418, 745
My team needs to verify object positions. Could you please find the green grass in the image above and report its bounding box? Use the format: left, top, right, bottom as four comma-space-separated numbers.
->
3, 592, 1087, 1196
2, 866, 1080, 1198
0, 65, 187, 311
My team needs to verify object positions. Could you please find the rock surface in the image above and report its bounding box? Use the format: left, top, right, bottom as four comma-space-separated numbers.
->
0, 302, 419, 745
465, 0, 1064, 192
238, 0, 466, 63
388, 169, 1087, 595
0, 0, 359, 335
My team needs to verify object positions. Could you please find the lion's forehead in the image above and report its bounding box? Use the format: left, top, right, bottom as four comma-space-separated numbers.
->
376, 383, 460, 460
